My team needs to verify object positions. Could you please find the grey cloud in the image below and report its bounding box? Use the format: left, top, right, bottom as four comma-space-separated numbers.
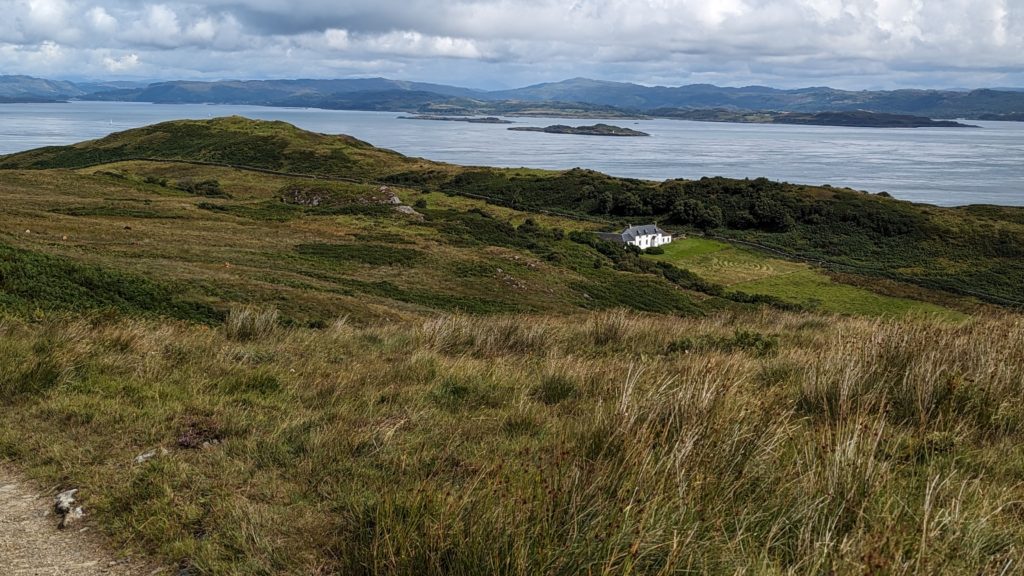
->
0, 0, 1021, 89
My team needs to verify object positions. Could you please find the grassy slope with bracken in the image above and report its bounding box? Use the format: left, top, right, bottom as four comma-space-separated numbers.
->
4, 116, 1020, 310
2, 117, 1023, 574
0, 160, 717, 323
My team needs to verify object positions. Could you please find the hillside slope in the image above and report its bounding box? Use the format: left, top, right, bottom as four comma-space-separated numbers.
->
2, 118, 1023, 575
0, 116, 430, 180
2, 117, 1020, 310
0, 121, 735, 323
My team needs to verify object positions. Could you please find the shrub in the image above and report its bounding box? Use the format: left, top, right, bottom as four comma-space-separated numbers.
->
177, 178, 228, 198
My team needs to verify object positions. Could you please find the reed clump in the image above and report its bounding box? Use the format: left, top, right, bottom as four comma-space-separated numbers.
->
223, 305, 279, 341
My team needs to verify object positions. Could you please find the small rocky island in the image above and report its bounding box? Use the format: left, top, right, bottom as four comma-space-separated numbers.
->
398, 115, 513, 124
508, 123, 650, 136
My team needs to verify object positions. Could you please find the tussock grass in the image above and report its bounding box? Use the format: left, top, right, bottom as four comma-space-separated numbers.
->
224, 305, 279, 341
1, 309, 1023, 574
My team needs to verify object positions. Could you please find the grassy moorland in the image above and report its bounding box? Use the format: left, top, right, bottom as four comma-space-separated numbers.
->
0, 161, 715, 323
2, 310, 1024, 574
1, 117, 1022, 574
3, 116, 1018, 310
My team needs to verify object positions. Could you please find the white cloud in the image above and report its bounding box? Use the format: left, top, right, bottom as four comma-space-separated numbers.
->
87, 6, 117, 33
102, 51, 138, 71
358, 31, 484, 59
324, 28, 349, 50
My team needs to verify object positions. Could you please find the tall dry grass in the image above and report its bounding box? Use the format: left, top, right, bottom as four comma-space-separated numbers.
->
1, 309, 1022, 574
223, 304, 280, 341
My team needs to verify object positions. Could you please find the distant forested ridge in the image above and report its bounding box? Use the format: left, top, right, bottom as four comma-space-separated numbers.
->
6, 74, 1024, 120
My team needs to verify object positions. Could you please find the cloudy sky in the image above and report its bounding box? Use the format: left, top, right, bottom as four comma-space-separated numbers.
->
1, 0, 1022, 89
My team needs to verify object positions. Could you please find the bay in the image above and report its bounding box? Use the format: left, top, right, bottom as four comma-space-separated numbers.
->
1, 101, 1022, 206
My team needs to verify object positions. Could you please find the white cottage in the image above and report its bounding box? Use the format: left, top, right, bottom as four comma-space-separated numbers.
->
597, 224, 673, 249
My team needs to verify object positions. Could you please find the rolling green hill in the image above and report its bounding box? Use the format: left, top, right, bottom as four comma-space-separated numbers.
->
2, 116, 1019, 314
0, 116, 428, 180
3, 117, 1024, 575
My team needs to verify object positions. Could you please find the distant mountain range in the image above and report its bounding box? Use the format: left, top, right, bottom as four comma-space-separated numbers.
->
3, 74, 1023, 121
0, 75, 144, 99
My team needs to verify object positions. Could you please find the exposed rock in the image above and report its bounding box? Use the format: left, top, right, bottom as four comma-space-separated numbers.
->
394, 205, 424, 220
280, 185, 325, 207
133, 447, 169, 465
379, 186, 403, 205
54, 489, 84, 530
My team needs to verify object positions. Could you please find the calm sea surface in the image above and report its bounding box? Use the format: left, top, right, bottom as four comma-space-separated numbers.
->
2, 101, 1022, 206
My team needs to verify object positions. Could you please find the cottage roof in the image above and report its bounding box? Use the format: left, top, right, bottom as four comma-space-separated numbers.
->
597, 224, 668, 244
620, 224, 666, 242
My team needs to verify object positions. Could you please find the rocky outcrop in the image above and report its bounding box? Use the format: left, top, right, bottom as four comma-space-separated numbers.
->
54, 489, 84, 530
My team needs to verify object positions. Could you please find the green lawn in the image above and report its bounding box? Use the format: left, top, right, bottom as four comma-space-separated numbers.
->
650, 237, 964, 318
734, 269, 963, 318
650, 237, 804, 285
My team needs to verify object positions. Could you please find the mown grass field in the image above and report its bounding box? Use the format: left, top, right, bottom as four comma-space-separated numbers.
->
648, 238, 965, 318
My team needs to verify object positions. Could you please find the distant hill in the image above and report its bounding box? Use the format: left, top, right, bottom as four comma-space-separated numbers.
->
0, 75, 83, 99
83, 78, 483, 104
0, 75, 144, 99
6, 73, 1024, 120
976, 112, 1024, 121
0, 96, 66, 103
650, 109, 979, 128
487, 78, 1024, 118
84, 76, 1024, 119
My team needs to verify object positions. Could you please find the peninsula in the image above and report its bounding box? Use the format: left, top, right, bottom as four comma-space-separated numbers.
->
508, 123, 650, 136
650, 109, 979, 128
398, 115, 513, 124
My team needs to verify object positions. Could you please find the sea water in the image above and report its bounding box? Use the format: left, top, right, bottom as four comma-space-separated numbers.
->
2, 101, 1022, 206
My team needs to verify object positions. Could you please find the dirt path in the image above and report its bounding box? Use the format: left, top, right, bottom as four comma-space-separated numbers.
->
0, 466, 159, 575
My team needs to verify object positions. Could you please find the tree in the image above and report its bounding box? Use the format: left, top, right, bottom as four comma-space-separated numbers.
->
672, 199, 723, 230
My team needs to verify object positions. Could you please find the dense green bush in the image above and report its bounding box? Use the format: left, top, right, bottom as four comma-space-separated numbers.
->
176, 178, 228, 198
